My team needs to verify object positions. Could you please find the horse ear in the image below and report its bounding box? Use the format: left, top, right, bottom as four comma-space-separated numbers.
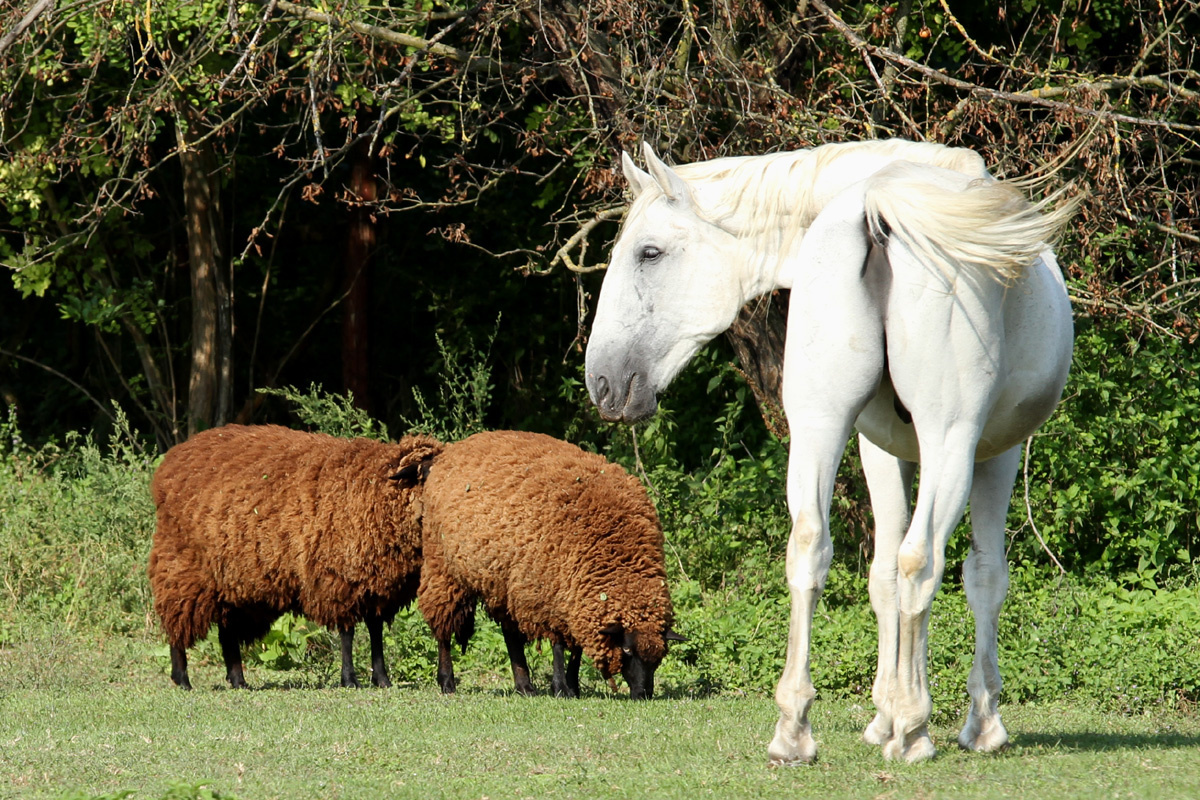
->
641, 142, 693, 208
621, 150, 654, 199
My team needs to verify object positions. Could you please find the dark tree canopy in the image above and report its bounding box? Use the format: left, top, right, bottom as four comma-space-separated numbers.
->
1, 0, 1196, 449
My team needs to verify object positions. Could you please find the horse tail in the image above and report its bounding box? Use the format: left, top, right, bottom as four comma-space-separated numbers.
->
863, 160, 1079, 285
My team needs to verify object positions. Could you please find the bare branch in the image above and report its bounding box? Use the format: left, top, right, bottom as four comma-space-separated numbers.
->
809, 0, 1200, 133
0, 0, 54, 60
0, 346, 116, 423
532, 207, 626, 276
262, 0, 500, 73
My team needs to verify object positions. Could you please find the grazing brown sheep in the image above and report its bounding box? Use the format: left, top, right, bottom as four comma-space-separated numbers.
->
417, 430, 683, 699
149, 424, 441, 690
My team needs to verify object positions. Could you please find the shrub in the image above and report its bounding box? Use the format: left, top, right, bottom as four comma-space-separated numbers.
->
0, 405, 156, 638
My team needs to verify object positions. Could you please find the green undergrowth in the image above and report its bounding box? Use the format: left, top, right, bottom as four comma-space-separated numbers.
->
2, 398, 1199, 717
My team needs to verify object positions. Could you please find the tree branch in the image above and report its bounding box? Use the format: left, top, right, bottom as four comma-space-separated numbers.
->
809, 0, 1200, 133
0, 0, 55, 60
0, 346, 116, 423
262, 0, 500, 73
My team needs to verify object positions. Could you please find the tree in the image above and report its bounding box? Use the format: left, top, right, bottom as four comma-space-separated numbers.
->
2, 0, 1197, 450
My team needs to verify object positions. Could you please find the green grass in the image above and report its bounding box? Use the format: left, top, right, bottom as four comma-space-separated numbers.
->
2, 633, 1199, 800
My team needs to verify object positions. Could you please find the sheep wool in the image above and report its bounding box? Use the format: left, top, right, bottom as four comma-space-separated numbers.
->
418, 430, 675, 695
148, 423, 441, 689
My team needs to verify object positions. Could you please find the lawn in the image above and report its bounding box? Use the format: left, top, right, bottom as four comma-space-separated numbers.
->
1, 633, 1198, 800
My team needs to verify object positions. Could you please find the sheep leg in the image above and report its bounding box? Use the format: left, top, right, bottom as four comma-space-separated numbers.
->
567, 646, 582, 695
551, 643, 583, 697
498, 616, 536, 696
169, 644, 193, 690
436, 637, 458, 693
365, 615, 392, 688
339, 626, 362, 688
551, 642, 576, 698
217, 624, 247, 689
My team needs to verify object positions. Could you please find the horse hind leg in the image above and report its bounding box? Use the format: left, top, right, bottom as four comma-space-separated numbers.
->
857, 435, 916, 749
887, 429, 982, 763
957, 445, 1020, 753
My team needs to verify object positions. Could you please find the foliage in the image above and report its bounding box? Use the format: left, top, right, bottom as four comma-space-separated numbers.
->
401, 319, 498, 443
0, 405, 156, 639
257, 384, 391, 441
1015, 317, 1200, 581
2, 377, 1200, 713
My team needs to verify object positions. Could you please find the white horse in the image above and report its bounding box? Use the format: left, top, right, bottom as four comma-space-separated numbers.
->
585, 139, 1074, 764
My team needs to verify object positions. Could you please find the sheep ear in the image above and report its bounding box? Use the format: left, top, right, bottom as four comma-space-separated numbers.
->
390, 455, 434, 485
664, 629, 688, 642
599, 622, 624, 638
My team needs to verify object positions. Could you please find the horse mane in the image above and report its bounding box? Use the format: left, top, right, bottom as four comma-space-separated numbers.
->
672, 139, 991, 238
633, 139, 1073, 285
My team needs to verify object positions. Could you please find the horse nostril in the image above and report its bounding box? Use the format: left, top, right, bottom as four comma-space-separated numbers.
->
593, 374, 610, 402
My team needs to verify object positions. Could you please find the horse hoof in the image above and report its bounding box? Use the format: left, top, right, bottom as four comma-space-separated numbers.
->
768, 734, 818, 766
958, 717, 1009, 753
883, 731, 936, 763
863, 713, 892, 746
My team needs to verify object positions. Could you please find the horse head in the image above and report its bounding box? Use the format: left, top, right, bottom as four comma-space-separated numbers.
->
585, 144, 749, 423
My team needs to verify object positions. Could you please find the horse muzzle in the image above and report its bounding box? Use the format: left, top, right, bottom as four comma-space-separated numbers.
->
586, 370, 659, 423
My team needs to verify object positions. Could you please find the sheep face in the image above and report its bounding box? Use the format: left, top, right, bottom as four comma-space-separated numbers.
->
600, 624, 682, 700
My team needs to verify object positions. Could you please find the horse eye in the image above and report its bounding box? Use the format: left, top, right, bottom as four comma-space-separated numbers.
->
639, 246, 662, 263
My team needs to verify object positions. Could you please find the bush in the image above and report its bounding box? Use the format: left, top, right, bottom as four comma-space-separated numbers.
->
0, 405, 156, 639
1014, 317, 1200, 583
3, 327, 1198, 710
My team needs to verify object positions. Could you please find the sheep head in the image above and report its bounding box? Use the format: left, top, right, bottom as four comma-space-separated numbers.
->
598, 622, 687, 700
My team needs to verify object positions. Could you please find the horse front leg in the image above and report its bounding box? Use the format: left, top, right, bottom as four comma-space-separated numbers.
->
768, 426, 851, 765
858, 435, 916, 749
958, 445, 1020, 753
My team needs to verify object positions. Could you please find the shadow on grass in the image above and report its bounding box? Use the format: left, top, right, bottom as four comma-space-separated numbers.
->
1015, 730, 1200, 752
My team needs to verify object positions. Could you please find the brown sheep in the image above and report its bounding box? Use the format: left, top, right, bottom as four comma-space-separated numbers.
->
148, 424, 441, 690
417, 430, 683, 699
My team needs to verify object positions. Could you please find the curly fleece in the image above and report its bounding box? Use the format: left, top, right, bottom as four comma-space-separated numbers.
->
417, 430, 673, 678
148, 424, 442, 651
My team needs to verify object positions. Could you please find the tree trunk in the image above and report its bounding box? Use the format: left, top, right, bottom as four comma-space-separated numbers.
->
342, 137, 376, 414
725, 291, 790, 440
177, 104, 233, 437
